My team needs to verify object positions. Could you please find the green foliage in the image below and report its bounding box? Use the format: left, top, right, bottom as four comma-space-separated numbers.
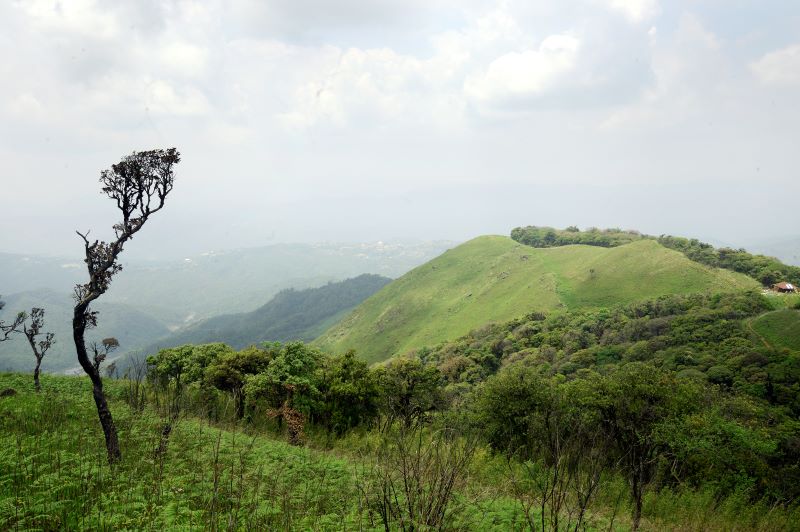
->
416, 290, 800, 507
472, 365, 554, 458
509, 226, 800, 288
148, 343, 234, 387
511, 225, 644, 248
374, 357, 444, 428
656, 236, 800, 286
317, 236, 755, 363
314, 350, 380, 435
752, 309, 800, 351
244, 342, 324, 415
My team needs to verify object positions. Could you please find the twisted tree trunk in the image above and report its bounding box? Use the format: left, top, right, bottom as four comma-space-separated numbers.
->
33, 364, 41, 393
74, 304, 121, 464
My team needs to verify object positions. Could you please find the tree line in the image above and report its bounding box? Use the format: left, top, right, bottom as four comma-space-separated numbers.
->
510, 225, 800, 286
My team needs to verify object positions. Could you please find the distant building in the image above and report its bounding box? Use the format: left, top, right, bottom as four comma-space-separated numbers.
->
773, 282, 797, 293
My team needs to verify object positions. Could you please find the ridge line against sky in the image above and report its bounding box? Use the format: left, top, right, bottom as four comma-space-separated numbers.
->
0, 0, 798, 258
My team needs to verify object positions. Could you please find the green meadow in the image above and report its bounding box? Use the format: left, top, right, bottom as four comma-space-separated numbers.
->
316, 236, 757, 363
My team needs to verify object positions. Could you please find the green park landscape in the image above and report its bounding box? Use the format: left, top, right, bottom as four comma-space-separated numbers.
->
3, 192, 800, 530
4, 2, 800, 530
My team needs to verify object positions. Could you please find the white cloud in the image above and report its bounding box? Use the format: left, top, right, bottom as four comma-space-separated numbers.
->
750, 44, 800, 86
602, 0, 660, 23
147, 80, 211, 116
5, 93, 47, 120
600, 14, 725, 130
160, 42, 209, 78
2, 0, 800, 260
465, 34, 580, 108
277, 45, 465, 129
18, 0, 121, 39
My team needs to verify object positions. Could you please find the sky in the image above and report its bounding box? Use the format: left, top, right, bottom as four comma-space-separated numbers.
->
0, 0, 798, 259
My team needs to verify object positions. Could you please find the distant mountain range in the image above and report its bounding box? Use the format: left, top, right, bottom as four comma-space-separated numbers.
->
0, 289, 170, 373
0, 241, 454, 373
1, 240, 453, 326
130, 274, 391, 356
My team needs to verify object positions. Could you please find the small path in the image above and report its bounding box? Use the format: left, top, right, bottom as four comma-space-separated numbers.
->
746, 316, 772, 350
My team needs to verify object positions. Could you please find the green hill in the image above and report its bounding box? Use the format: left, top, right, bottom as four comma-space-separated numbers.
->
315, 236, 758, 363
752, 308, 800, 351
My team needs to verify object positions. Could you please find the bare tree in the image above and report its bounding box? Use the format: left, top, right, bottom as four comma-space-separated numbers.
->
90, 337, 120, 372
357, 424, 478, 530
0, 296, 25, 342
73, 148, 180, 464
19, 308, 55, 393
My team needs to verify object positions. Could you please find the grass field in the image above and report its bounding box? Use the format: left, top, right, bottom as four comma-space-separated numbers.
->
752, 308, 800, 351
1, 373, 796, 531
316, 236, 758, 363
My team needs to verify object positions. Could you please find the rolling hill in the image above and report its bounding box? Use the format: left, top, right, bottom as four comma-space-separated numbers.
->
315, 236, 759, 363
131, 274, 391, 356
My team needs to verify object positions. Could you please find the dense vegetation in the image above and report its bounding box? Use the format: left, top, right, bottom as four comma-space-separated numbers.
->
317, 236, 755, 362
656, 235, 800, 286
511, 225, 800, 286
3, 300, 799, 530
3, 224, 799, 530
410, 291, 800, 511
510, 225, 646, 248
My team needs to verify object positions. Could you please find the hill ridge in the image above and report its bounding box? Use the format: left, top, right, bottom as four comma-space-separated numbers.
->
314, 236, 757, 363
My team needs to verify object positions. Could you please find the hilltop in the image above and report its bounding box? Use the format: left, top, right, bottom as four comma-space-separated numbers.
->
315, 236, 757, 363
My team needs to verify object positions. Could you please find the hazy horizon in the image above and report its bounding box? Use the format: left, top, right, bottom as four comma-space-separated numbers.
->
1, 1, 798, 260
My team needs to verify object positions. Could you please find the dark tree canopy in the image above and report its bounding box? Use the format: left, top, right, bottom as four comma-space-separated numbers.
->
75, 148, 180, 309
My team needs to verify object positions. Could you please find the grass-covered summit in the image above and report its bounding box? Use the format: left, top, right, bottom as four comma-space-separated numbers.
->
315, 235, 757, 363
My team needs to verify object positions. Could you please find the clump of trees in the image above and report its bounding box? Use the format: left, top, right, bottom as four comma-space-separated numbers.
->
147, 343, 448, 446
510, 225, 644, 248
656, 235, 800, 286
73, 148, 180, 464
417, 289, 800, 514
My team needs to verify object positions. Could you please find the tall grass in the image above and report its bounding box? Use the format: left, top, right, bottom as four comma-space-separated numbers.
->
1, 373, 798, 530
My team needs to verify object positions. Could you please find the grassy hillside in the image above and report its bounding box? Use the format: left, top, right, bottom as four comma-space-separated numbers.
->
2, 372, 795, 530
752, 309, 800, 351
0, 373, 557, 530
316, 236, 758, 363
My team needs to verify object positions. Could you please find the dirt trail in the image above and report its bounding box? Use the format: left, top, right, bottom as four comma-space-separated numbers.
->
746, 317, 772, 350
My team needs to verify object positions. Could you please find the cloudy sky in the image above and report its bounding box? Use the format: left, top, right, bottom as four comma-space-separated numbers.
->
1, 0, 798, 259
